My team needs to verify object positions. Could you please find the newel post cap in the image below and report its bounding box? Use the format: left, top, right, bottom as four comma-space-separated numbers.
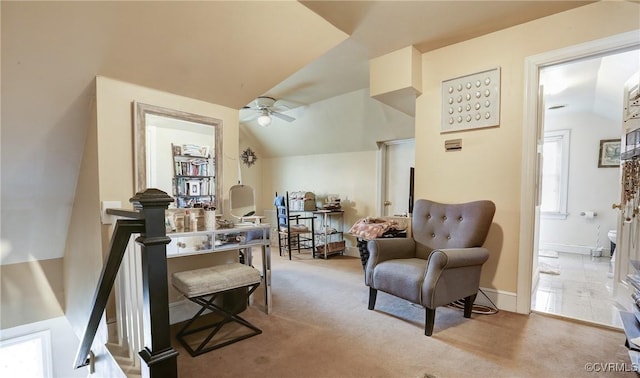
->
130, 188, 174, 209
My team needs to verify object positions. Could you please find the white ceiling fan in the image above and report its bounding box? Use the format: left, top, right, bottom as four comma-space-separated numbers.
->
241, 96, 296, 127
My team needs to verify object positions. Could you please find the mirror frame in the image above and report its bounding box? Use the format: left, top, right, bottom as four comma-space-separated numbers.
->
134, 102, 223, 212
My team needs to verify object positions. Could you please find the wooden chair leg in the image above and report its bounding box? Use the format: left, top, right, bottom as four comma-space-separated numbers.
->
368, 288, 377, 310
464, 294, 477, 318
425, 307, 436, 336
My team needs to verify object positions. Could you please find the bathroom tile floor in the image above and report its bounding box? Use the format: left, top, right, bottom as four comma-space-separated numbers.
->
532, 251, 627, 328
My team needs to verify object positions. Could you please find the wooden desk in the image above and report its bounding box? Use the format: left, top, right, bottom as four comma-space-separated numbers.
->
167, 224, 272, 314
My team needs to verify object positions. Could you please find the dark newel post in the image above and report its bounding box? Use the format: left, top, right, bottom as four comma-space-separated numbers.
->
131, 189, 178, 378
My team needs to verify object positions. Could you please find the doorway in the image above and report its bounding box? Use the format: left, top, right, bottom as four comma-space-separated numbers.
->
379, 139, 415, 217
531, 48, 640, 327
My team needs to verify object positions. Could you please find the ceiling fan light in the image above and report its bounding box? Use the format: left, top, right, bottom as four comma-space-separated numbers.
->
257, 113, 271, 127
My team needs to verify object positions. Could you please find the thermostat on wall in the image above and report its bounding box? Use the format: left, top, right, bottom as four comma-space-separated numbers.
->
445, 139, 462, 151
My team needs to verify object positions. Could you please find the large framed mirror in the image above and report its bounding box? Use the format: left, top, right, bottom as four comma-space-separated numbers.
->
134, 102, 223, 211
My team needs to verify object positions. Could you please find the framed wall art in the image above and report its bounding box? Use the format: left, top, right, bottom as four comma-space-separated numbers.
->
441, 67, 501, 133
598, 139, 621, 168
241, 147, 257, 167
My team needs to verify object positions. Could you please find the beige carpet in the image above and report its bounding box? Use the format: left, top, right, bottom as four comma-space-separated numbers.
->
173, 249, 633, 377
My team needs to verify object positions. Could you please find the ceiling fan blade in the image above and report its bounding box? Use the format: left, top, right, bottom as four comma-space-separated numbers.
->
239, 107, 258, 122
270, 111, 295, 122
273, 98, 306, 110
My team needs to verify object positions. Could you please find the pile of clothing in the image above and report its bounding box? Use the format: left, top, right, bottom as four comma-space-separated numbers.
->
348, 217, 408, 240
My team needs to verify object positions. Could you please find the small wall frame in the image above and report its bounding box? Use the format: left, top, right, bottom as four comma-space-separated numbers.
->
441, 67, 501, 133
241, 147, 257, 167
598, 139, 621, 168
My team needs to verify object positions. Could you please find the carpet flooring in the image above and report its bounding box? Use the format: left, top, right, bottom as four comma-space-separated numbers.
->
173, 249, 633, 377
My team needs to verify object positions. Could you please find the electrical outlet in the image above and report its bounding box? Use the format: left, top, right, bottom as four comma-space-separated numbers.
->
101, 201, 122, 224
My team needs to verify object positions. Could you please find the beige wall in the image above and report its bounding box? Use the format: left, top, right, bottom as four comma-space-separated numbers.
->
261, 150, 379, 255
94, 76, 243, 298
60, 76, 242, 368
0, 258, 65, 329
370, 46, 421, 97
64, 93, 103, 338
10, 0, 637, 341
95, 76, 241, 209
415, 1, 640, 295
238, 127, 265, 216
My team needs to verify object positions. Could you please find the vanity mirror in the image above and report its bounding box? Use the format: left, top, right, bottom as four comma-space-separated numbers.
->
134, 102, 222, 211
229, 184, 264, 224
229, 184, 256, 218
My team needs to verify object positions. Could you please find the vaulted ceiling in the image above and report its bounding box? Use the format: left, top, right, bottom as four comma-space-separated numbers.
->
1, 1, 347, 264
1, 1, 596, 264
241, 1, 596, 157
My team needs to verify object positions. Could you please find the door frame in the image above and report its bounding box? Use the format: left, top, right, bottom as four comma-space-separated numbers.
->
376, 138, 415, 216
517, 30, 640, 314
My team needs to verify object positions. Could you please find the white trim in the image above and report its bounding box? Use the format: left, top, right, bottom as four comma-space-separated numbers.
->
518, 30, 640, 314
376, 141, 386, 216
540, 212, 568, 220
541, 129, 571, 217
539, 242, 602, 255
477, 287, 517, 313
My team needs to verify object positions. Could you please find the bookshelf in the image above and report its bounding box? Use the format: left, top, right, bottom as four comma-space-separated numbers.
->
172, 143, 215, 208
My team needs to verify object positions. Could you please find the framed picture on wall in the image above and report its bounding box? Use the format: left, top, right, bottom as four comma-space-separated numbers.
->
598, 139, 621, 168
188, 181, 200, 196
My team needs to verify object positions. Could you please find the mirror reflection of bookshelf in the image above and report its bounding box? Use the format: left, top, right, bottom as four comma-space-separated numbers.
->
172, 143, 215, 208
188, 180, 201, 196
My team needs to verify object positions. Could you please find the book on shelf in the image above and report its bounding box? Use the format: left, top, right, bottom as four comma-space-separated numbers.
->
175, 160, 210, 176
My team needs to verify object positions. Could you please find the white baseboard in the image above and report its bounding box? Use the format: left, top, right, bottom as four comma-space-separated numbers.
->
539, 242, 610, 256
476, 287, 517, 312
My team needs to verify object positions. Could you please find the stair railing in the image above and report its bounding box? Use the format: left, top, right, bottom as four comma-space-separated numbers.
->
74, 189, 177, 378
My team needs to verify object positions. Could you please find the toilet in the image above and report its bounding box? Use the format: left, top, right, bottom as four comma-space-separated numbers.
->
608, 229, 617, 256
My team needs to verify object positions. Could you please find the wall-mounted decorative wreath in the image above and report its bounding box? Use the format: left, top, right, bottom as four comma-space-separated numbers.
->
241, 147, 257, 167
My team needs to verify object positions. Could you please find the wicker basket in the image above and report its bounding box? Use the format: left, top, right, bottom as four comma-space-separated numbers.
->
316, 240, 346, 254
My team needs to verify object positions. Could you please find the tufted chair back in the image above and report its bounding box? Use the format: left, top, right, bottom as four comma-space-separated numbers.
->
412, 199, 495, 259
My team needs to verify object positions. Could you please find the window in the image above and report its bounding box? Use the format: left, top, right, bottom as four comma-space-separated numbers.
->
0, 330, 52, 378
541, 129, 570, 219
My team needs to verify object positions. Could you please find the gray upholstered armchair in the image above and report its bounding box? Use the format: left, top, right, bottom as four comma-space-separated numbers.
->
365, 199, 495, 336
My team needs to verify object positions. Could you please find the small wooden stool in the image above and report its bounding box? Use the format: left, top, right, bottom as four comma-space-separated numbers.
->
172, 263, 262, 356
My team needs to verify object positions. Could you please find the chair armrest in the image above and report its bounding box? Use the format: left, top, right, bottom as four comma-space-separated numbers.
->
427, 247, 489, 270
422, 247, 490, 307
365, 238, 415, 286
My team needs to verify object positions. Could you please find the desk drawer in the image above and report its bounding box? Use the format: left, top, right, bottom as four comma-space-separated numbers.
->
167, 234, 212, 257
